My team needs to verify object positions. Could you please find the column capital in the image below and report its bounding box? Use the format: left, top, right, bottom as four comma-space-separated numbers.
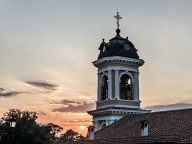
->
108, 69, 112, 73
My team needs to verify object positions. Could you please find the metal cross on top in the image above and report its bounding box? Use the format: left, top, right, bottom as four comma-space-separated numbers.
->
114, 11, 122, 29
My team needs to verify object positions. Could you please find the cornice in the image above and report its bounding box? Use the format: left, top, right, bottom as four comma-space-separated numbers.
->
93, 56, 144, 68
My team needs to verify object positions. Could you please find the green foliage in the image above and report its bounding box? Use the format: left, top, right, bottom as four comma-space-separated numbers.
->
0, 109, 63, 144
59, 129, 84, 142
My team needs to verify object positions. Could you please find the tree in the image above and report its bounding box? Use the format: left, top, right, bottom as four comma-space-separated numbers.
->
0, 109, 63, 144
59, 129, 84, 142
44, 123, 63, 142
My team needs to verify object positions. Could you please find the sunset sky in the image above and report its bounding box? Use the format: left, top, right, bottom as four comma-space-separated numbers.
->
1, 0, 192, 136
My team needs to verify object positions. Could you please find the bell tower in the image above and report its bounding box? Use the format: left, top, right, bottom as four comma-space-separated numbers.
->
87, 12, 150, 138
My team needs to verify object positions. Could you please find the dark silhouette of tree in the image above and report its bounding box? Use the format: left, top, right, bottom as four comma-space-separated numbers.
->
59, 129, 84, 142
0, 109, 63, 144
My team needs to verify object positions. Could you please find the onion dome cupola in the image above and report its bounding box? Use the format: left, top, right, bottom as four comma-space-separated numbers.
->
98, 12, 139, 60
98, 29, 139, 59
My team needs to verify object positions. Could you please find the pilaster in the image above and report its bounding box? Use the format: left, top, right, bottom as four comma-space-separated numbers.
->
108, 70, 112, 100
97, 73, 101, 101
115, 70, 120, 100
133, 72, 139, 101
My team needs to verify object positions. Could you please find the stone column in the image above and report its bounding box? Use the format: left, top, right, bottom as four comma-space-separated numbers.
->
133, 72, 139, 101
93, 121, 99, 132
108, 70, 112, 100
97, 73, 101, 101
115, 70, 120, 100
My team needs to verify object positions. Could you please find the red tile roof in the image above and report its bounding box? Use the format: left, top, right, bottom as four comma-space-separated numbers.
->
65, 109, 192, 143
62, 135, 192, 144
93, 108, 192, 143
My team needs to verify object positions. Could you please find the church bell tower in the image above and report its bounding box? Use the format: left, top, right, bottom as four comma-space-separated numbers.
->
88, 12, 150, 138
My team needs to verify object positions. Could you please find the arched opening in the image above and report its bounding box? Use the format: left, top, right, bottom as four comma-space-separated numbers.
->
101, 123, 106, 129
100, 121, 107, 130
101, 75, 108, 101
120, 74, 133, 100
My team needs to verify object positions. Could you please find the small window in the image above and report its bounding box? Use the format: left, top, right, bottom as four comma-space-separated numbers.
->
141, 121, 148, 136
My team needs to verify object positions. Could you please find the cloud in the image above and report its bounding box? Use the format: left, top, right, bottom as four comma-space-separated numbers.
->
37, 111, 46, 115
66, 119, 91, 123
0, 88, 5, 91
144, 103, 192, 112
0, 87, 27, 97
50, 99, 77, 105
25, 81, 58, 92
53, 102, 95, 113
50, 99, 90, 106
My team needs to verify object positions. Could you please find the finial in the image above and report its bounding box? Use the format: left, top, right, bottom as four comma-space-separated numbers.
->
114, 11, 122, 29
116, 29, 121, 36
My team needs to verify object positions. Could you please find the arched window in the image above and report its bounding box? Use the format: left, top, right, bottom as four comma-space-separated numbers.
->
101, 75, 108, 101
120, 74, 133, 100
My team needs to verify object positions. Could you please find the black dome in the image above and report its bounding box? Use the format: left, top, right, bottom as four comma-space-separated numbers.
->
98, 29, 139, 59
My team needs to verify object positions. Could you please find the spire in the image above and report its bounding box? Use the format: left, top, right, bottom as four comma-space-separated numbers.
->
114, 11, 122, 29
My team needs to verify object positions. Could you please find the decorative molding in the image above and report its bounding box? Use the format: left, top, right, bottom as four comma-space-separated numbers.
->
96, 100, 140, 109
98, 66, 138, 74
93, 56, 145, 68
88, 108, 151, 117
